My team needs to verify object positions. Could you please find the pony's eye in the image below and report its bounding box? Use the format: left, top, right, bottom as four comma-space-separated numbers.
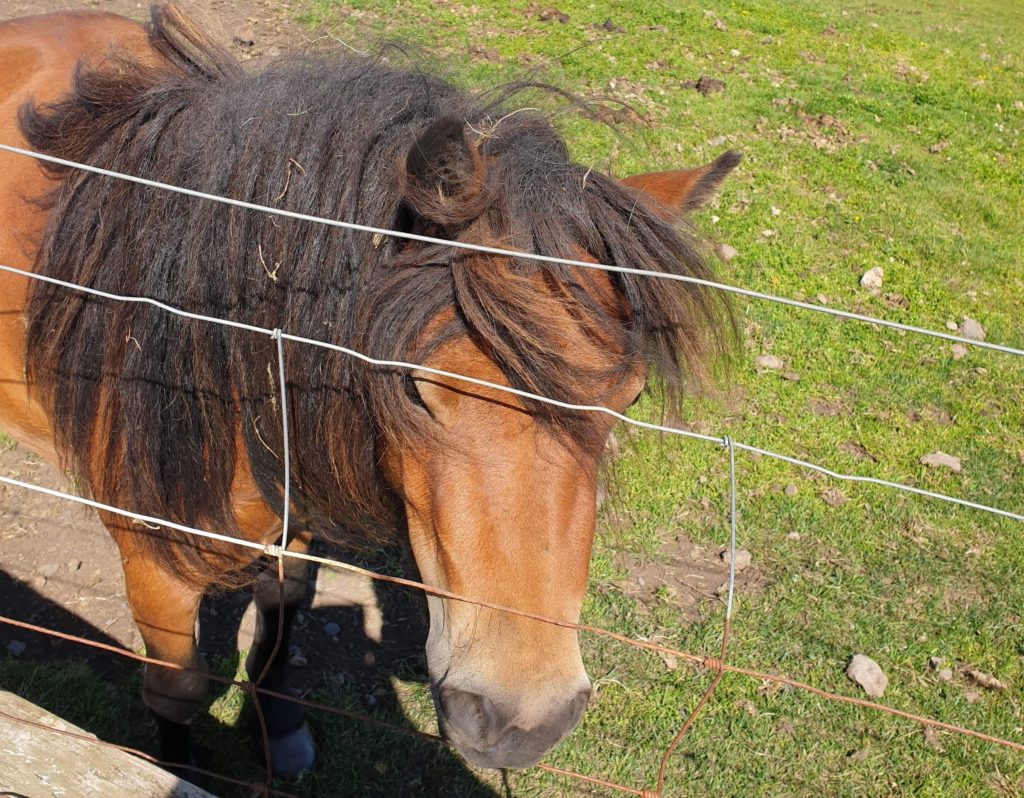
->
404, 374, 428, 411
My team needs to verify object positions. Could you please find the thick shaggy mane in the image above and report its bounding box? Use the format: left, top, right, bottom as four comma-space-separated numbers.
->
21, 5, 732, 584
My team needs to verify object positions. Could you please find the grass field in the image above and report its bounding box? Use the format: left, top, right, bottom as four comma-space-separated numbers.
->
2, 0, 1023, 796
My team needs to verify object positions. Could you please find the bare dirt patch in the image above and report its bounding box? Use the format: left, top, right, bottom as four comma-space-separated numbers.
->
617, 533, 764, 621
0, 0, 307, 58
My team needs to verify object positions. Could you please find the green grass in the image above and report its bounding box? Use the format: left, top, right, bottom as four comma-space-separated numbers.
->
4, 0, 1023, 795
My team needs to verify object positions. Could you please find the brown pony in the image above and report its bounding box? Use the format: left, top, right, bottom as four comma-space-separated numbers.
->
0, 4, 738, 779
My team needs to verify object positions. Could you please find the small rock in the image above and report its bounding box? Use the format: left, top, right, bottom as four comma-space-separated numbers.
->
289, 652, 308, 667
232, 25, 255, 47
596, 18, 625, 33
846, 654, 888, 697
820, 487, 846, 507
815, 293, 830, 305
966, 669, 1006, 691
860, 266, 884, 290
1014, 100, 1024, 111
951, 343, 968, 360
707, 134, 729, 147
7, 640, 26, 657
786, 531, 801, 540
928, 140, 950, 154
716, 242, 738, 262
945, 320, 958, 331
784, 484, 798, 497
323, 622, 341, 637
67, 559, 82, 572
713, 18, 727, 31
938, 668, 953, 682
37, 563, 60, 579
782, 371, 801, 382
963, 688, 982, 703
761, 228, 776, 238
958, 317, 986, 341
755, 354, 784, 370
920, 451, 961, 472
720, 547, 752, 572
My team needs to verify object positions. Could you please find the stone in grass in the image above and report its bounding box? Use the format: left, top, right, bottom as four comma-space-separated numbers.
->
958, 317, 986, 341
846, 654, 888, 698
860, 267, 884, 290
920, 451, 961, 473
719, 547, 752, 573
820, 487, 846, 507
716, 242, 738, 262
951, 343, 968, 360
7, 640, 26, 656
755, 354, 784, 370
322, 622, 341, 637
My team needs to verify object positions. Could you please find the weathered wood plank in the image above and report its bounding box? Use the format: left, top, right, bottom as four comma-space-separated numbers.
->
0, 690, 215, 798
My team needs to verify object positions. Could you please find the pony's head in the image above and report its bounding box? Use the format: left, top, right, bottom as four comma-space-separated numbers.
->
19, 7, 739, 766
380, 117, 740, 768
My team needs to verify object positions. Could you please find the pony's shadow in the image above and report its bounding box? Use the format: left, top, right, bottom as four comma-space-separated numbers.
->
197, 543, 503, 798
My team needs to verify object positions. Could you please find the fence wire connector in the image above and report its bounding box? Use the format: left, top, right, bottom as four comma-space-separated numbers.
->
269, 327, 283, 341
264, 543, 284, 558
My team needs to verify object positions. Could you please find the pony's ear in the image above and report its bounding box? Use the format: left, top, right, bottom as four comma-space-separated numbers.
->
621, 150, 741, 214
403, 116, 485, 226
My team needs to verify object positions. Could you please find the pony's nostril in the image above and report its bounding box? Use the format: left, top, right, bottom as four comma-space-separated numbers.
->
567, 685, 591, 723
438, 686, 504, 744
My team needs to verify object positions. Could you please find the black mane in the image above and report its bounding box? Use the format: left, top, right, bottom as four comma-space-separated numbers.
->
20, 5, 732, 584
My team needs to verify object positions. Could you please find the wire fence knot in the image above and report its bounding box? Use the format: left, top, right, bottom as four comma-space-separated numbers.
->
702, 656, 725, 671
264, 543, 283, 558
270, 327, 283, 341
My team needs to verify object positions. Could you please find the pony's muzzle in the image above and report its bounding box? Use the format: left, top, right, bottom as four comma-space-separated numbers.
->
436, 683, 591, 769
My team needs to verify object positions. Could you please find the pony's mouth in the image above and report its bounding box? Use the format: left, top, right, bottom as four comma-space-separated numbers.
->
431, 680, 590, 770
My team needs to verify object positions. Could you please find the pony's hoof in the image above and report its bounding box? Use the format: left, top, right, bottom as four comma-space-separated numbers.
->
269, 721, 316, 781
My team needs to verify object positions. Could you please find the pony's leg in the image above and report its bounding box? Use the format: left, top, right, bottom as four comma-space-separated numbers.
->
118, 540, 210, 769
244, 530, 315, 780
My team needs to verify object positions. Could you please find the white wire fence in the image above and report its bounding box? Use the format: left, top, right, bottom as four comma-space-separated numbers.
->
0, 141, 1021, 796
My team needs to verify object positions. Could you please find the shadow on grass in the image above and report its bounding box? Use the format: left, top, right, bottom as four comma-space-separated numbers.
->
198, 543, 505, 798
0, 550, 502, 798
